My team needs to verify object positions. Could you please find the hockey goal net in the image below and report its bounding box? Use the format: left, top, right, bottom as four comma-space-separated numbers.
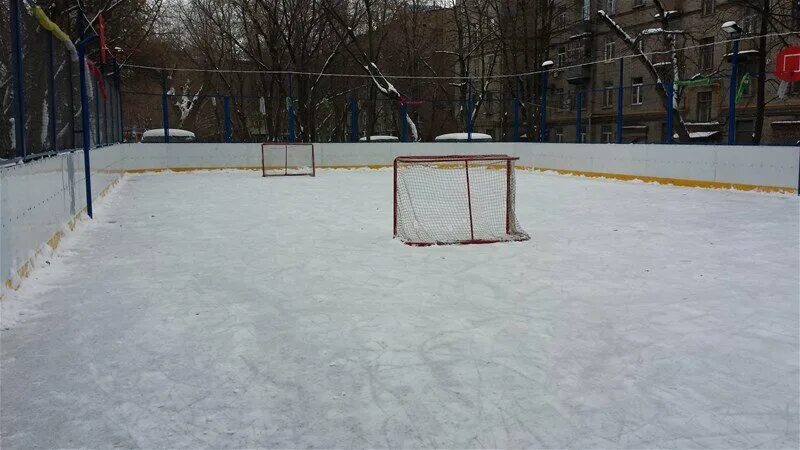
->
393, 154, 529, 245
261, 143, 316, 177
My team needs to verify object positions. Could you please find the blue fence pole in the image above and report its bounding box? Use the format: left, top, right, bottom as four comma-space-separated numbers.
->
616, 58, 624, 144
47, 33, 58, 152
114, 60, 123, 142
467, 93, 473, 142
161, 72, 170, 143
513, 80, 520, 142
350, 97, 358, 142
664, 81, 675, 144
288, 99, 295, 143
665, 82, 673, 144
10, 0, 26, 158
400, 103, 408, 143
728, 36, 740, 145
95, 79, 101, 145
540, 62, 552, 142
77, 34, 97, 218
224, 96, 232, 143
576, 91, 583, 143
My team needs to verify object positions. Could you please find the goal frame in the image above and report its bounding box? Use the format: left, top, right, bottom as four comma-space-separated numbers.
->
261, 142, 316, 177
393, 154, 525, 246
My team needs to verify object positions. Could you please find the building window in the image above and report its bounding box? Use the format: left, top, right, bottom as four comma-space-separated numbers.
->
741, 15, 758, 35
568, 41, 583, 64
701, 0, 715, 16
557, 47, 566, 67
604, 39, 615, 62
601, 125, 613, 143
699, 37, 714, 71
735, 119, 754, 144
555, 128, 564, 143
554, 88, 565, 111
604, 0, 615, 15
631, 77, 644, 105
697, 91, 713, 122
603, 82, 614, 107
484, 91, 494, 115
555, 7, 567, 28
740, 73, 753, 98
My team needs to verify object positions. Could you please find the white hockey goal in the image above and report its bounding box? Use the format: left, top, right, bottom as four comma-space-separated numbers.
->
393, 154, 529, 246
261, 143, 316, 177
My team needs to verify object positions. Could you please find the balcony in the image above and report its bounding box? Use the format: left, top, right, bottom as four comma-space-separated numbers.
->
562, 64, 592, 85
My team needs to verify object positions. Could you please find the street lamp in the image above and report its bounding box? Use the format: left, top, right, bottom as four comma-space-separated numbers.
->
722, 21, 742, 145
540, 60, 554, 142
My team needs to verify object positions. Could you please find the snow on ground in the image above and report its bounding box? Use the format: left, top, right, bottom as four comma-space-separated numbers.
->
1, 169, 798, 448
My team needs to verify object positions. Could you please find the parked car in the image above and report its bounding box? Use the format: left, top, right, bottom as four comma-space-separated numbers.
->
358, 135, 399, 142
140, 128, 196, 143
434, 132, 493, 142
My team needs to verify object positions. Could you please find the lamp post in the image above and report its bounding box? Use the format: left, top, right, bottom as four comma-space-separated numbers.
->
722, 21, 742, 146
540, 60, 554, 142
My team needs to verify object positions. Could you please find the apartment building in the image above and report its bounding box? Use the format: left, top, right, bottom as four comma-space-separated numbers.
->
547, 0, 800, 144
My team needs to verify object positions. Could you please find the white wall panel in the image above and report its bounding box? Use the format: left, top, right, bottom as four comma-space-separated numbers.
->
2, 142, 797, 292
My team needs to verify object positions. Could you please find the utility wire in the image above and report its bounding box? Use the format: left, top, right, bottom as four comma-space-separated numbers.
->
120, 30, 800, 79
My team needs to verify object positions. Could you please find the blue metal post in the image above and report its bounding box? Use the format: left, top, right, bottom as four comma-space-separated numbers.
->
576, 91, 583, 143
224, 96, 232, 143
350, 97, 358, 142
78, 35, 96, 218
665, 81, 674, 144
466, 96, 471, 142
728, 36, 740, 145
288, 74, 295, 142
47, 33, 57, 152
616, 58, 624, 144
103, 73, 109, 145
513, 80, 520, 142
114, 60, 123, 142
400, 103, 408, 142
467, 92, 473, 142
10, 0, 26, 158
540, 70, 549, 142
288, 100, 295, 143
95, 79, 101, 145
161, 73, 170, 143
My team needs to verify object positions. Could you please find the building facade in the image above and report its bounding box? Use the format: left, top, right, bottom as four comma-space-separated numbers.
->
545, 0, 800, 145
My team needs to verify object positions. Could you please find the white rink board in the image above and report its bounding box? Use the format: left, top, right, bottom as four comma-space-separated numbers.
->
117, 142, 799, 188
0, 146, 128, 288
1, 142, 798, 291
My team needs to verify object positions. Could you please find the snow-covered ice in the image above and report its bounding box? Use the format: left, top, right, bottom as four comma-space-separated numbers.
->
1, 169, 798, 448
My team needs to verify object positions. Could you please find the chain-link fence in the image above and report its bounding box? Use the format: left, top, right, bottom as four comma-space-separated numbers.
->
119, 64, 800, 146
1, 0, 122, 162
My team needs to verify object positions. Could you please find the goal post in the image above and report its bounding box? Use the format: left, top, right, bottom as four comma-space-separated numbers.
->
261, 143, 316, 177
393, 154, 530, 246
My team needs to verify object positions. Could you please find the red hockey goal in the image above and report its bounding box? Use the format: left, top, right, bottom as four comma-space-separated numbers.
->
393, 154, 529, 246
261, 143, 316, 177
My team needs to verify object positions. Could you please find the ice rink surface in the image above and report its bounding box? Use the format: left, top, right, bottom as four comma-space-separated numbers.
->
1, 169, 798, 448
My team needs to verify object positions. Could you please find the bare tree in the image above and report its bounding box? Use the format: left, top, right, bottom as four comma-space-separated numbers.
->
597, 0, 690, 139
